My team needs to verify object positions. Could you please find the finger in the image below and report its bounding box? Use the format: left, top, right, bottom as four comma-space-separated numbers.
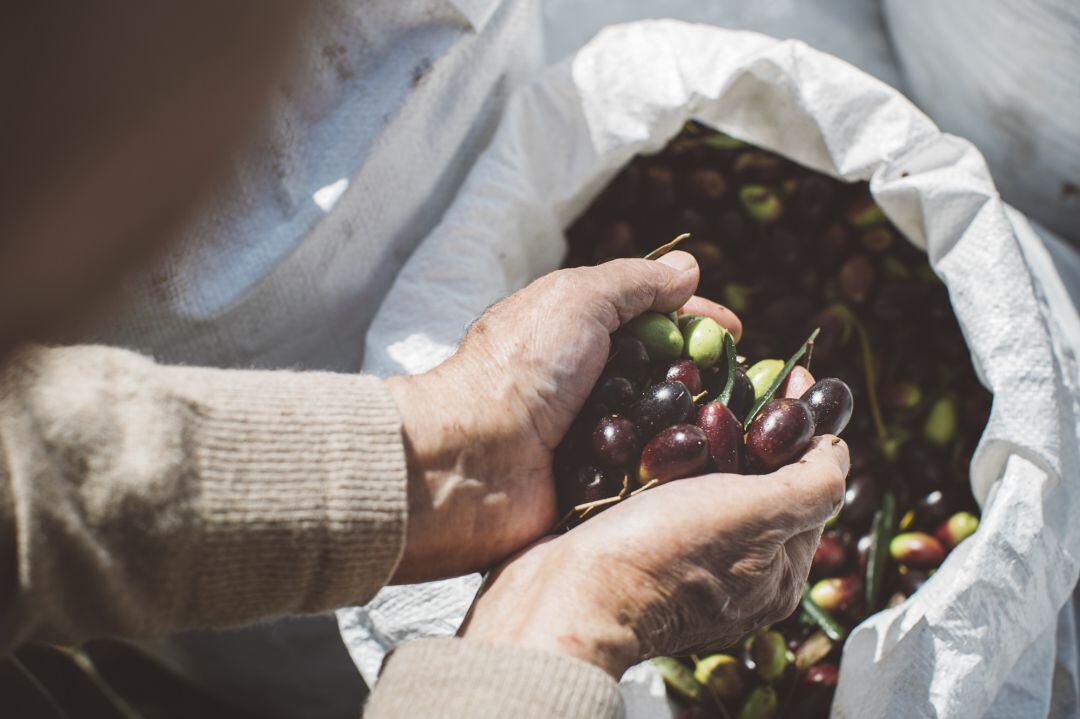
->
582, 251, 700, 331
763, 436, 850, 534
781, 366, 815, 399
677, 296, 743, 342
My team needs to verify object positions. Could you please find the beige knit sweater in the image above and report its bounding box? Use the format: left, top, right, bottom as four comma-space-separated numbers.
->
0, 344, 622, 717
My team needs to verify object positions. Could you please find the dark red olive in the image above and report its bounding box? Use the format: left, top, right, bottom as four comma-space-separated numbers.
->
856, 533, 872, 574
745, 398, 816, 471
686, 168, 728, 204
608, 333, 651, 384
913, 490, 951, 530
838, 254, 875, 304
725, 368, 756, 420
801, 378, 854, 436
638, 424, 709, 484
696, 402, 743, 473
802, 663, 839, 689
841, 474, 881, 530
897, 567, 930, 596
811, 531, 848, 579
557, 464, 615, 511
630, 380, 694, 440
591, 415, 640, 468
664, 359, 704, 396
589, 375, 635, 415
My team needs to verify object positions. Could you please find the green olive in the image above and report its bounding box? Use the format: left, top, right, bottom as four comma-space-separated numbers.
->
923, 396, 958, 446
626, 311, 683, 361
746, 358, 784, 400
682, 316, 726, 369
693, 654, 744, 700
738, 685, 778, 719
651, 657, 702, 703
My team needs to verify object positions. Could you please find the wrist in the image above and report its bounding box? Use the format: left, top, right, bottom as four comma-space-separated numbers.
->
460, 541, 640, 678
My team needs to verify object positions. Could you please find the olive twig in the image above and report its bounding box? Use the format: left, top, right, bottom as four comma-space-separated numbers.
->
643, 233, 691, 260
53, 645, 145, 719
630, 478, 660, 495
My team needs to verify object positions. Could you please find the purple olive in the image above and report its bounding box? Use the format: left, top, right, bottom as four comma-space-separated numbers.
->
913, 490, 951, 530
593, 220, 637, 263
856, 533, 872, 574
801, 378, 854, 436
638, 424, 709, 484
811, 531, 848, 579
897, 567, 930, 596
696, 401, 743, 473
664, 359, 704, 396
557, 464, 615, 510
897, 439, 946, 491
840, 474, 881, 530
726, 368, 756, 419
607, 333, 651, 385
745, 398, 816, 471
589, 375, 635, 415
630, 380, 695, 440
591, 415, 640, 469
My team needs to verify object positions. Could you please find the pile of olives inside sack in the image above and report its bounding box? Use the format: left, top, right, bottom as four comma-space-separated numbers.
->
561, 122, 991, 719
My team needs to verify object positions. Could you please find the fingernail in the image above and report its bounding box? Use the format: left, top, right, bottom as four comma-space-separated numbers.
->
656, 250, 697, 273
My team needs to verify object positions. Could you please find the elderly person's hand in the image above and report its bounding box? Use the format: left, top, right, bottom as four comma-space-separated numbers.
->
386, 251, 741, 582
459, 429, 849, 677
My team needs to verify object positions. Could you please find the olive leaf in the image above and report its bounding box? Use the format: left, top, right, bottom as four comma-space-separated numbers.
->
643, 233, 690, 260
716, 331, 738, 407
743, 327, 820, 426
865, 490, 898, 612
800, 587, 846, 642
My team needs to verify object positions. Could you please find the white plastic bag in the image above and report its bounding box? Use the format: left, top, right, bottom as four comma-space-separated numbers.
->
340, 20, 1080, 717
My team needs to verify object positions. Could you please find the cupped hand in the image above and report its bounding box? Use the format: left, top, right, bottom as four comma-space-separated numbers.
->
460, 433, 850, 678
386, 251, 740, 583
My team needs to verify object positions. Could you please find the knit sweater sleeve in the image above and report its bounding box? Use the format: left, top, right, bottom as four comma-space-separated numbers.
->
365, 638, 625, 719
0, 344, 407, 650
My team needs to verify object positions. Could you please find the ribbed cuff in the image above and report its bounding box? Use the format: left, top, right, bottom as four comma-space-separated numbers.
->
158, 366, 408, 624
366, 638, 624, 719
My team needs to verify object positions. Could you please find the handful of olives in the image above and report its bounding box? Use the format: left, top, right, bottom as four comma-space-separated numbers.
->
555, 304, 853, 523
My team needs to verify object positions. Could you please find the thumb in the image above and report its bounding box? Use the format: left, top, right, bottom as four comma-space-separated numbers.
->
583, 251, 700, 332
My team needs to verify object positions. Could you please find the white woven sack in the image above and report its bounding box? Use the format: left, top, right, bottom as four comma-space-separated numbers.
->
341, 20, 1080, 718
883, 0, 1080, 246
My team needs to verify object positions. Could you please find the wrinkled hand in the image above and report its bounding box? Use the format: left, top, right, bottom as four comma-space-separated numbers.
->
386, 251, 740, 583
459, 378, 850, 678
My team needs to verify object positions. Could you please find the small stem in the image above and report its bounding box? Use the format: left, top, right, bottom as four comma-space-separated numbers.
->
9, 654, 71, 719
53, 646, 145, 719
692, 390, 709, 404
644, 233, 691, 260
630, 478, 660, 495
851, 319, 888, 442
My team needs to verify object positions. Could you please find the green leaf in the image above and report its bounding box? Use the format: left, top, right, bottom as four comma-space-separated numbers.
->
717, 332, 738, 407
799, 587, 845, 642
865, 490, 898, 612
742, 328, 820, 426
